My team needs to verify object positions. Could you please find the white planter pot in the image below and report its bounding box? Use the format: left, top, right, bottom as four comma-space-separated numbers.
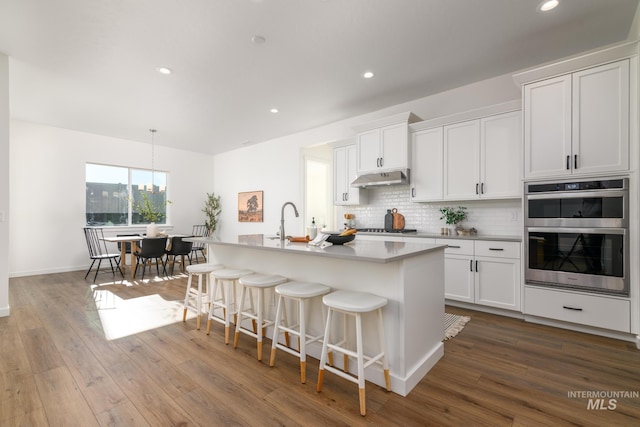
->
146, 222, 159, 237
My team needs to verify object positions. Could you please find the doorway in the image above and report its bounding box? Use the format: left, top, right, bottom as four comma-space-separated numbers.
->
302, 144, 334, 233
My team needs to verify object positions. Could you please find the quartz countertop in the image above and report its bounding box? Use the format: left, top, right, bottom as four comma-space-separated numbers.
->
357, 231, 522, 242
185, 234, 445, 264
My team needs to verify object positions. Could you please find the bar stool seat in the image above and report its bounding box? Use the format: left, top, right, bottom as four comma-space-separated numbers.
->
206, 268, 254, 344
182, 263, 225, 330
317, 290, 390, 416
233, 273, 288, 360
269, 281, 331, 383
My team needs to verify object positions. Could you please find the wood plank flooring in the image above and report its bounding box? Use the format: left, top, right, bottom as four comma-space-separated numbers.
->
1, 270, 639, 426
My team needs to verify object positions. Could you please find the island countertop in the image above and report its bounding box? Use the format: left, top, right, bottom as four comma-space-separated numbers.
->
185, 234, 445, 264
186, 233, 446, 396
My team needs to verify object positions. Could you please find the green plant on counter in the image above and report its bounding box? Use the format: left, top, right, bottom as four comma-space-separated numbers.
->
439, 206, 467, 225
203, 192, 222, 234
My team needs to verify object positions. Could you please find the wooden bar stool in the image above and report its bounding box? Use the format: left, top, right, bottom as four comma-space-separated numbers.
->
206, 268, 253, 344
233, 273, 287, 360
316, 290, 390, 416
182, 263, 225, 330
269, 281, 331, 383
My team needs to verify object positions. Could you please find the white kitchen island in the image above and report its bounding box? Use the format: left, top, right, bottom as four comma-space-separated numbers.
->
186, 234, 445, 396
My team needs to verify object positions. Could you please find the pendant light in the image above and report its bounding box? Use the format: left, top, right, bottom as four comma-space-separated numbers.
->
149, 128, 156, 193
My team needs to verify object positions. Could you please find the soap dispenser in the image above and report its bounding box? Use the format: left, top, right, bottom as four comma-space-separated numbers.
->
308, 217, 318, 239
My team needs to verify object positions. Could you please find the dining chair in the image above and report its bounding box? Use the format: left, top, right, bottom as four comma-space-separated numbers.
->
191, 225, 209, 263
165, 236, 194, 275
134, 237, 168, 280
83, 227, 124, 282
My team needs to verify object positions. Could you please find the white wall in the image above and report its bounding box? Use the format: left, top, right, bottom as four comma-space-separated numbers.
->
9, 120, 214, 276
213, 72, 521, 239
0, 53, 9, 316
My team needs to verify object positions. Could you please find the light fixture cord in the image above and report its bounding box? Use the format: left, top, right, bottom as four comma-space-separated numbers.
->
150, 129, 156, 193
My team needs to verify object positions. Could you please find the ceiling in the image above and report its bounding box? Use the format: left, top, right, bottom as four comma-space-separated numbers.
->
0, 0, 638, 155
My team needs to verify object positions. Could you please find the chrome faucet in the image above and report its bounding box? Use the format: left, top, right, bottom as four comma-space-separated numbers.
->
280, 201, 299, 241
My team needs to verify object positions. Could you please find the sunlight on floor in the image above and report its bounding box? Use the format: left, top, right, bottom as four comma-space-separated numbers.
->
90, 277, 196, 341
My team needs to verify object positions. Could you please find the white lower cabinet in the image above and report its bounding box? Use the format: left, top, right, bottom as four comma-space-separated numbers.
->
437, 239, 521, 311
524, 286, 630, 333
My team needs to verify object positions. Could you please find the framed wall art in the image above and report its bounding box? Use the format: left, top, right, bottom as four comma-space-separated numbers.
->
238, 190, 263, 222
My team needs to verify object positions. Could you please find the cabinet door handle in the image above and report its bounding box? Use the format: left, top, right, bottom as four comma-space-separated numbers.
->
345, 192, 348, 201
481, 183, 484, 194
411, 188, 415, 197
475, 260, 478, 272
489, 248, 504, 251
476, 183, 479, 194
566, 155, 570, 170
469, 260, 473, 272
447, 245, 461, 249
562, 305, 583, 311
574, 154, 578, 169
380, 157, 383, 167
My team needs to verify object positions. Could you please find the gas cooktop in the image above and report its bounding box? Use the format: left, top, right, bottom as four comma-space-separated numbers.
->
356, 228, 417, 234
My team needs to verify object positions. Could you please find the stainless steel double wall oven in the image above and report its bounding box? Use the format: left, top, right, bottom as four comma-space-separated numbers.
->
525, 178, 629, 296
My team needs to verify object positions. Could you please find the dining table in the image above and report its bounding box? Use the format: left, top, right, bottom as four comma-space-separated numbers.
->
101, 234, 192, 279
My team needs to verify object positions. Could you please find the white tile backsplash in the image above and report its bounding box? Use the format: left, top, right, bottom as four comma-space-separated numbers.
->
338, 185, 523, 236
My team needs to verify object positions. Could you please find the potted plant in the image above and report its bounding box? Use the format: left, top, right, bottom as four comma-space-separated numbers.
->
439, 206, 468, 235
203, 192, 222, 235
133, 192, 171, 237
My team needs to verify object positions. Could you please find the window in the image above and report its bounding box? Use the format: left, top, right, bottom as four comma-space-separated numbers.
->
86, 163, 169, 226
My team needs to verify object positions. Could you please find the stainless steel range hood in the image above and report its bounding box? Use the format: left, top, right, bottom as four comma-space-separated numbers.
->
351, 169, 410, 188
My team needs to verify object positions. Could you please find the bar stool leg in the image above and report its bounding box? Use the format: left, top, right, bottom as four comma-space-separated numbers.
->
356, 312, 366, 416
183, 273, 193, 322
257, 287, 264, 360
377, 308, 391, 391
269, 293, 284, 367
343, 312, 349, 373
299, 297, 306, 383
195, 273, 204, 330
224, 279, 232, 344
316, 307, 333, 392
206, 277, 217, 335
233, 284, 247, 348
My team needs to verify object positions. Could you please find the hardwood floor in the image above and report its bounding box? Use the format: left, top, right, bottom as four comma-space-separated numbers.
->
2, 270, 639, 426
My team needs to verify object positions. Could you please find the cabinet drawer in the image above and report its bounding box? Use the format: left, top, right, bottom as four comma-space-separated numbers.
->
435, 239, 474, 255
524, 286, 630, 332
474, 240, 520, 259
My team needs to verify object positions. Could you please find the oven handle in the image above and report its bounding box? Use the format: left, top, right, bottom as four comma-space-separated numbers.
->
525, 190, 628, 199
526, 227, 627, 235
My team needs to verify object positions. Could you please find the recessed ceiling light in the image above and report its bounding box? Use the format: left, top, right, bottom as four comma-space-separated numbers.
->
156, 67, 172, 75
251, 35, 266, 44
538, 0, 559, 12
270, 108, 279, 113
363, 71, 374, 79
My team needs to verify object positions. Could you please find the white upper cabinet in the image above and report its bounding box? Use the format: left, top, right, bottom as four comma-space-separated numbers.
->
353, 112, 420, 175
480, 111, 522, 198
441, 111, 522, 201
333, 144, 366, 206
444, 120, 480, 200
524, 59, 629, 179
357, 123, 409, 173
572, 60, 630, 175
410, 127, 443, 201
